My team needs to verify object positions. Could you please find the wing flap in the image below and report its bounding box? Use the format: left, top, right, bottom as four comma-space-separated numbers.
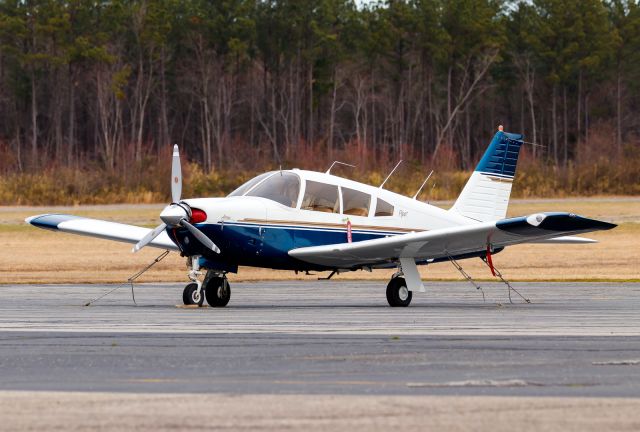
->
531, 236, 597, 244
26, 214, 179, 251
289, 212, 615, 268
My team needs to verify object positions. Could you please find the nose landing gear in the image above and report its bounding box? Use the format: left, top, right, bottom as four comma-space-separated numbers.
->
183, 282, 205, 306
182, 255, 204, 306
181, 255, 231, 307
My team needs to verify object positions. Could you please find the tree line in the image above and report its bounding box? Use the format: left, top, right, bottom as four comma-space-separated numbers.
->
0, 0, 638, 181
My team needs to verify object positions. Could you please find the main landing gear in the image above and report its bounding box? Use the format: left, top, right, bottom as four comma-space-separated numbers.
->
182, 255, 231, 307
204, 272, 231, 307
386, 274, 412, 307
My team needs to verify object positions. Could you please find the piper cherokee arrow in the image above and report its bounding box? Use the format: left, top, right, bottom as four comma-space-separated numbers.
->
26, 127, 616, 307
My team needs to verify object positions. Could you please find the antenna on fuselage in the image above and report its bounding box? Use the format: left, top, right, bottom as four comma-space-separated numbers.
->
326, 161, 356, 174
412, 170, 434, 200
379, 160, 403, 189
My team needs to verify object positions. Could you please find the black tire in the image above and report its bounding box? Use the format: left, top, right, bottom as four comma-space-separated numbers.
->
183, 282, 204, 306
205, 277, 231, 307
386, 277, 412, 307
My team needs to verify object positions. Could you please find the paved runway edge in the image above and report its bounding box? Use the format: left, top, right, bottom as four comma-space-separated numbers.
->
1, 392, 639, 432
1, 281, 639, 336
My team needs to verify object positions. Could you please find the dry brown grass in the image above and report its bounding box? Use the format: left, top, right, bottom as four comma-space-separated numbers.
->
0, 199, 637, 284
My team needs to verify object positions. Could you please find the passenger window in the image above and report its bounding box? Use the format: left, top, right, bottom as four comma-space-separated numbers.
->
342, 187, 371, 216
245, 172, 300, 207
301, 181, 339, 213
375, 198, 394, 216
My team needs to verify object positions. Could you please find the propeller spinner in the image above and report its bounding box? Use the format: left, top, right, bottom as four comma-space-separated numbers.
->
132, 145, 221, 254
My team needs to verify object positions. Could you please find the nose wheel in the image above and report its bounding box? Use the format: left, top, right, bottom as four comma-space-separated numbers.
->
183, 282, 205, 306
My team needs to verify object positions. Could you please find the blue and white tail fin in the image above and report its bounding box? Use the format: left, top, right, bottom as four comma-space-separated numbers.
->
450, 128, 524, 222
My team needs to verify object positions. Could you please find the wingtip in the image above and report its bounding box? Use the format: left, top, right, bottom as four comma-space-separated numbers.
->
25, 214, 44, 224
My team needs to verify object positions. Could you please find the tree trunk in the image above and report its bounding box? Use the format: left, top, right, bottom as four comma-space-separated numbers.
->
616, 63, 622, 153
465, 103, 471, 169
15, 126, 23, 173
552, 83, 558, 166
160, 46, 170, 148
68, 67, 76, 167
577, 69, 582, 142
30, 74, 38, 169
563, 85, 568, 167
520, 90, 525, 134
446, 65, 452, 149
585, 93, 590, 146
308, 63, 313, 148
328, 69, 337, 160
527, 85, 537, 159
271, 76, 279, 162
53, 71, 64, 164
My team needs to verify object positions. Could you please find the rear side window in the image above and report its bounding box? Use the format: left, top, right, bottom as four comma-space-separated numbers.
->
342, 187, 371, 216
301, 181, 339, 213
375, 198, 394, 217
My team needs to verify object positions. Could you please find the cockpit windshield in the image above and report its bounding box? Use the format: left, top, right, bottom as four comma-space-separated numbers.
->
245, 172, 300, 207
227, 172, 274, 197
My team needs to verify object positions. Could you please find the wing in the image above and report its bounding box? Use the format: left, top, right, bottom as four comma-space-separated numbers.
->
26, 214, 179, 251
289, 212, 616, 268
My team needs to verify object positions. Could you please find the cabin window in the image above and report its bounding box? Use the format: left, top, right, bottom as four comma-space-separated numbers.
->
342, 187, 371, 217
301, 181, 340, 213
227, 171, 274, 197
375, 198, 394, 216
245, 172, 300, 207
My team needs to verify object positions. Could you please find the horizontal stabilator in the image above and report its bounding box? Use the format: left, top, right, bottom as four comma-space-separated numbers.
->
497, 212, 616, 236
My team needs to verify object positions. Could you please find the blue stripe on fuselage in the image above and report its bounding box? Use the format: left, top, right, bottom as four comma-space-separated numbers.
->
224, 221, 406, 236
173, 221, 401, 271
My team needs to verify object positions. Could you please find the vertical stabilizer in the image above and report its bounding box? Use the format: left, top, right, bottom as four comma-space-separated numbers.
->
450, 129, 524, 222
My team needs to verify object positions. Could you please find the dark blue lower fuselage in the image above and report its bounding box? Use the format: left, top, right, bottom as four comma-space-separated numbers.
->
170, 222, 392, 272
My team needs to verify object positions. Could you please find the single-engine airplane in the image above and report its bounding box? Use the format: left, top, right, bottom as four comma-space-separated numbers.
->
26, 127, 616, 307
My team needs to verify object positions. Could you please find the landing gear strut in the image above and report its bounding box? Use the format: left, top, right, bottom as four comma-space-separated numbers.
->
182, 255, 204, 306
386, 274, 412, 307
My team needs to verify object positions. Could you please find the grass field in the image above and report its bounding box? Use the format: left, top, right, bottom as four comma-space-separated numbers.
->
0, 198, 637, 284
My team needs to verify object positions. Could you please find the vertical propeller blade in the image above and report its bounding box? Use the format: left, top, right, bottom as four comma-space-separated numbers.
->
146, 145, 222, 255
132, 223, 167, 253
180, 220, 221, 254
171, 144, 182, 203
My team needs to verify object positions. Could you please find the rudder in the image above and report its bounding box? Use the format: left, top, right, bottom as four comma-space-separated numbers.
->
450, 129, 524, 222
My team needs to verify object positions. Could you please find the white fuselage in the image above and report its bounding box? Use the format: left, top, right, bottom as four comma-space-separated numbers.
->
168, 169, 477, 273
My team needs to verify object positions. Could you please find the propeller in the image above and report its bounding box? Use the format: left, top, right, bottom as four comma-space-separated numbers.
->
132, 145, 221, 254
132, 223, 167, 253
171, 144, 182, 202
